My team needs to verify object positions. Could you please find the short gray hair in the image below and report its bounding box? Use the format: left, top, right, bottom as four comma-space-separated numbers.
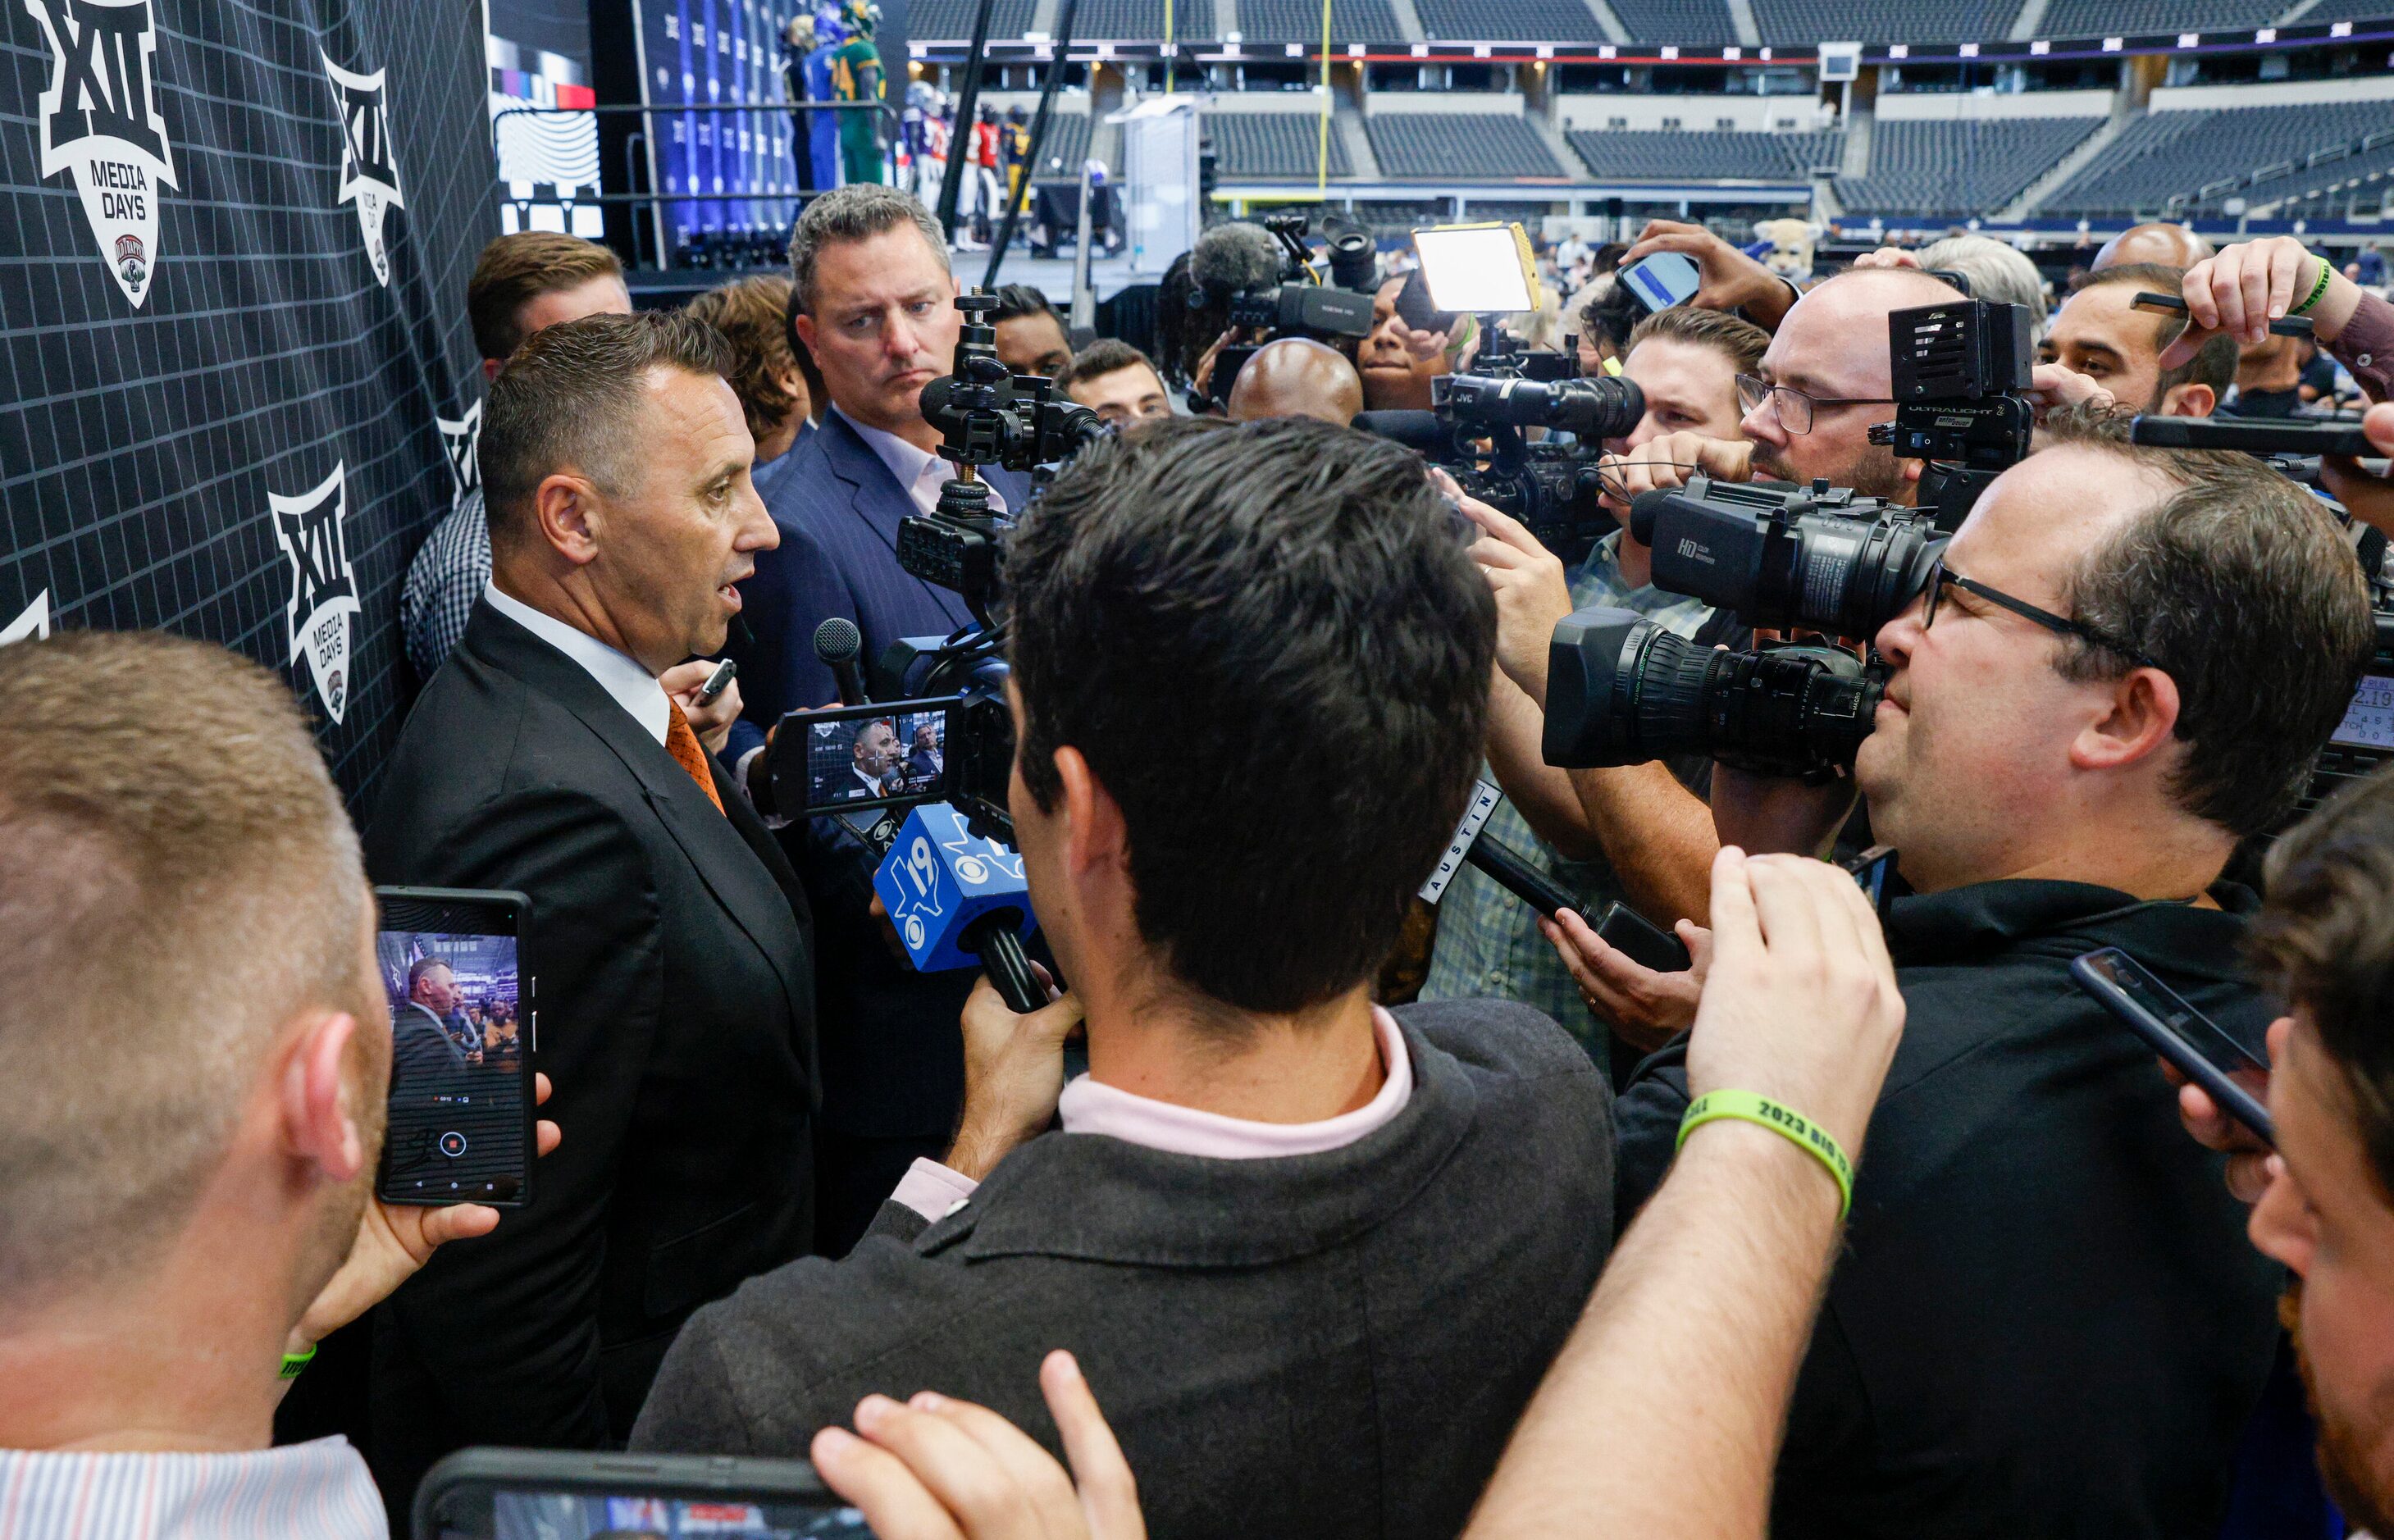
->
1914, 235, 2049, 335
787, 185, 951, 315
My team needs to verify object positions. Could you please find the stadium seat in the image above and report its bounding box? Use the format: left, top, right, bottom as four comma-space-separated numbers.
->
1024, 114, 1093, 180
2036, 0, 2284, 36
1567, 127, 1835, 180
1235, 0, 1406, 42
1748, 0, 2022, 44
910, 0, 1038, 37
1207, 113, 1353, 178
1834, 116, 2098, 215
1412, 0, 1607, 41
2044, 101, 2394, 216
1071, 0, 1219, 39
1366, 114, 1569, 178
1604, 0, 1741, 44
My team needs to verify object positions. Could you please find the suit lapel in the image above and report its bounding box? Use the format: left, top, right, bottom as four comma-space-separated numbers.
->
465, 606, 815, 1075
822, 416, 981, 634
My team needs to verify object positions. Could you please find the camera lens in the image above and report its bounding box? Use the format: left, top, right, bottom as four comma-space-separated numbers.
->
1544, 376, 1646, 441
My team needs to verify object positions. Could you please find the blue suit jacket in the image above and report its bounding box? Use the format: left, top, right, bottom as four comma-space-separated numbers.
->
731, 412, 1028, 745
727, 412, 1030, 1147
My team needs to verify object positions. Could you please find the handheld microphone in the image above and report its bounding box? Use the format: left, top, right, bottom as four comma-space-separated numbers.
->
873, 802, 1046, 1013
814, 617, 868, 706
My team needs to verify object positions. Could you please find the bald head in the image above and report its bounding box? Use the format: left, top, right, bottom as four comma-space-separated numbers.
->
1226, 338, 1365, 427
2095, 223, 2213, 273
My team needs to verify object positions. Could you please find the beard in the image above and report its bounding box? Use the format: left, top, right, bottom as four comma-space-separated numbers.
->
1752, 436, 1913, 503
2289, 1283, 2394, 1535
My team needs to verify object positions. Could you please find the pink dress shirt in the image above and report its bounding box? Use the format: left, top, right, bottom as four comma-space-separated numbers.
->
888, 1006, 1415, 1221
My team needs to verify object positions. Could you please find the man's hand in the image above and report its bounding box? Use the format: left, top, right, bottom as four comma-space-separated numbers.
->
1598, 431, 1755, 513
2161, 238, 2363, 365
1682, 849, 1904, 1159
663, 660, 741, 756
1622, 220, 1794, 330
287, 1073, 560, 1358
2320, 401, 2394, 539
1445, 471, 1575, 703
2169, 1016, 2285, 1205
810, 1350, 1146, 1540
2026, 362, 2114, 421
946, 971, 1085, 1182
1540, 909, 1712, 1055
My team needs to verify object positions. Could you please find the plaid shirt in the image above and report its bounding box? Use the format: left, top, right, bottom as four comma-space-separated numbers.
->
401, 487, 489, 683
1420, 531, 1720, 1052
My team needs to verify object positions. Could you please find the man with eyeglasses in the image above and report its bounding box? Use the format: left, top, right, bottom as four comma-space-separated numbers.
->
1563, 403, 2375, 1538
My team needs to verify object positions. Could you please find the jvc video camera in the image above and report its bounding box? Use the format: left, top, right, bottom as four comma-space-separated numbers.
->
1868, 298, 2035, 531
1630, 475, 1942, 640
901, 291, 1109, 618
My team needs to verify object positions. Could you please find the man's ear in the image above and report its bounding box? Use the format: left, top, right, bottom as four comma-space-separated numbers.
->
482, 356, 504, 385
2160, 380, 2216, 418
279, 1009, 367, 1186
1052, 745, 1128, 881
1902, 456, 1925, 488
791, 311, 819, 358
2070, 666, 2182, 776
532, 474, 604, 567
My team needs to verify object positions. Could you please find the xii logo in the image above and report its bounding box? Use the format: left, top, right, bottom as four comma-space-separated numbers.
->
271, 464, 363, 725
25, 0, 179, 308
437, 399, 481, 511
323, 52, 404, 286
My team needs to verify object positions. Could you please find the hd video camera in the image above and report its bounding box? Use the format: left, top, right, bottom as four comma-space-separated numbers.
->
1190, 214, 1378, 412
1867, 298, 2036, 531
901, 290, 1108, 618
1414, 366, 1647, 565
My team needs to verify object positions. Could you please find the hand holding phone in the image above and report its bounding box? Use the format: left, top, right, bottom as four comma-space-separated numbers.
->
1617, 251, 1702, 314
2071, 946, 2273, 1148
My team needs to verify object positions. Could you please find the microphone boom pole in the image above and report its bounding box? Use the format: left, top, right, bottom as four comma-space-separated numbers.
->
982, 0, 1081, 289
935, 0, 1002, 239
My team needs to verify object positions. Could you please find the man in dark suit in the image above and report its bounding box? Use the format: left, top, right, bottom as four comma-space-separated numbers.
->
363, 311, 815, 1519
902, 720, 942, 783
634, 419, 1614, 1539
724, 185, 1031, 1255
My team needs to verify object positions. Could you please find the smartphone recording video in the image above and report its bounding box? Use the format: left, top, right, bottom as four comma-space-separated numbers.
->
415, 1449, 864, 1540
376, 888, 533, 1207
798, 702, 954, 815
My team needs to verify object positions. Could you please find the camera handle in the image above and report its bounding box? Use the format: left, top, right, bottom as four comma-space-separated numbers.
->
961, 913, 1046, 1014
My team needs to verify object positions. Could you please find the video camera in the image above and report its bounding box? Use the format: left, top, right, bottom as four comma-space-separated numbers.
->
1188, 214, 1378, 412
1867, 298, 2036, 532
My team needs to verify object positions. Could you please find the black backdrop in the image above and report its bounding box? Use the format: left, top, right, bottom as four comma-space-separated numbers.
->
1, 0, 498, 818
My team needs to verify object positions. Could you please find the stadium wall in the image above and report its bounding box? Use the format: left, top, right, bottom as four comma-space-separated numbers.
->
1875, 88, 2117, 118
2150, 75, 2394, 110
0, 0, 497, 816
1557, 93, 1834, 130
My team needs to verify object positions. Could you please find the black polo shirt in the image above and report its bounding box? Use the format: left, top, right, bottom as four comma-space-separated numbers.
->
1617, 878, 2284, 1539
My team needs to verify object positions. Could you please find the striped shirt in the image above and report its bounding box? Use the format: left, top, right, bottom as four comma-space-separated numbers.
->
0, 1438, 385, 1540
1420, 531, 1723, 1050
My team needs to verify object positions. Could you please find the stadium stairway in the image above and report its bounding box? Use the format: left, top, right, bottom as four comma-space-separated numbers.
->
1215, 0, 1240, 34
1385, 0, 1429, 42
1998, 103, 2132, 221
1585, 0, 1636, 43
1725, 0, 1762, 44
2008, 0, 2050, 39
1336, 104, 1382, 180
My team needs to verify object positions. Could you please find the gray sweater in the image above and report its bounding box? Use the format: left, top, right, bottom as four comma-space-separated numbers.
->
631, 998, 1613, 1540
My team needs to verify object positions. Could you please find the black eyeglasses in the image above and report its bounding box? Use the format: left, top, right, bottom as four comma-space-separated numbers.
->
1735, 374, 1897, 435
1923, 558, 2165, 673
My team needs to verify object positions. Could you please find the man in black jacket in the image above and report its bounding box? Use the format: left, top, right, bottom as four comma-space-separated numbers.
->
632, 418, 1615, 1538
1574, 407, 2376, 1538
363, 312, 814, 1515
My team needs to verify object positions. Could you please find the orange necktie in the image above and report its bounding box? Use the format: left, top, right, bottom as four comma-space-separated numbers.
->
664, 704, 727, 815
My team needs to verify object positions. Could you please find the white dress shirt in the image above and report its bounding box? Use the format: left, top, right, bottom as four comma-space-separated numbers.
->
0, 1437, 385, 1540
483, 584, 670, 746
888, 1006, 1416, 1221
833, 407, 1007, 519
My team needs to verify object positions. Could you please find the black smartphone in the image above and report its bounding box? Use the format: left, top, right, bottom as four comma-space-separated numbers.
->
772, 697, 961, 817
2070, 946, 2273, 1147
375, 888, 535, 1207
1394, 266, 1459, 337
413, 1447, 860, 1540
1594, 900, 1693, 973
1844, 843, 1899, 920
2129, 413, 2376, 458
2130, 289, 2315, 337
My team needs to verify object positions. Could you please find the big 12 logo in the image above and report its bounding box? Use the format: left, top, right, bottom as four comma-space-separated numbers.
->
25, 0, 179, 308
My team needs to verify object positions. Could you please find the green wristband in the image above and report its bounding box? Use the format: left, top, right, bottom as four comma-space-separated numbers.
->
2291, 257, 2333, 317
1676, 1089, 1854, 1219
278, 1343, 318, 1382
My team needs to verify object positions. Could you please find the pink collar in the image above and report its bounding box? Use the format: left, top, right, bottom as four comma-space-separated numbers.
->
1055, 1006, 1413, 1160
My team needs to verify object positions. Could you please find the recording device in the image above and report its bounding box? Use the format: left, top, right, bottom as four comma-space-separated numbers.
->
1411, 221, 1542, 316
1543, 607, 1884, 781
1867, 299, 2036, 531
2129, 414, 2380, 459
1184, 216, 1376, 409
2130, 289, 2315, 339
873, 801, 1045, 1010
374, 888, 535, 1208
1629, 476, 1943, 640
1394, 266, 1459, 338
2303, 609, 2394, 815
1418, 781, 1694, 972
905, 290, 1107, 617
412, 1447, 860, 1540
2071, 947, 2274, 1147
1225, 281, 1375, 338
1617, 250, 1701, 314
774, 699, 959, 817
1319, 212, 1379, 294
814, 616, 867, 707
693, 657, 736, 707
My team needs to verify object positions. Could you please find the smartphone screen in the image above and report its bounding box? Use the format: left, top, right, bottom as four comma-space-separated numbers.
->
376, 889, 532, 1207
2331, 672, 2394, 752
485, 1489, 866, 1538
2072, 946, 2273, 1146
794, 700, 958, 815
416, 1449, 860, 1540
1619, 252, 1701, 313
